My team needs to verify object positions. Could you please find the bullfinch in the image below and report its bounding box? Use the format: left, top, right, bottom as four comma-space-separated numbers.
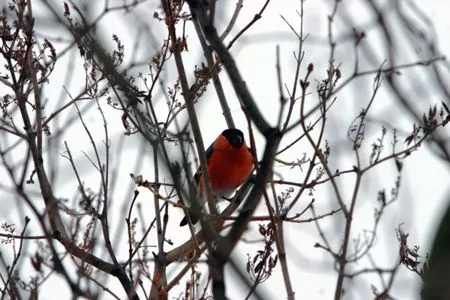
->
179, 128, 254, 226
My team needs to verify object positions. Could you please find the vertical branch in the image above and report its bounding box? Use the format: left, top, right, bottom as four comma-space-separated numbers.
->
270, 44, 295, 300
219, 0, 244, 41
191, 15, 235, 129
334, 70, 383, 299
73, 101, 119, 264
96, 99, 118, 264
150, 143, 168, 299
280, 0, 306, 131
1, 218, 29, 298
161, 0, 218, 227
188, 0, 271, 134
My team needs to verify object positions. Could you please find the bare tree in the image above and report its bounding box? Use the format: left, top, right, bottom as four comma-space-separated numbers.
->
0, 0, 448, 299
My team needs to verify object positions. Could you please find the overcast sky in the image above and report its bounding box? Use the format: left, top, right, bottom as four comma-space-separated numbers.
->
1, 0, 450, 299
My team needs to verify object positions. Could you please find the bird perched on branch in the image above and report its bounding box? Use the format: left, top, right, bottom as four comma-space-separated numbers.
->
180, 128, 254, 226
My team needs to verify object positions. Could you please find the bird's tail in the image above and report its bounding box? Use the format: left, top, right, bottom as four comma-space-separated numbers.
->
179, 211, 198, 226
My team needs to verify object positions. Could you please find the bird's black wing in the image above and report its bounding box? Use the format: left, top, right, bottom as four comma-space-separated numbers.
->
193, 140, 215, 184
180, 140, 216, 226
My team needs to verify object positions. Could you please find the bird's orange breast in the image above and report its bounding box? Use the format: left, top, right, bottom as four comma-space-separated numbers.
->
207, 145, 253, 191
197, 134, 253, 194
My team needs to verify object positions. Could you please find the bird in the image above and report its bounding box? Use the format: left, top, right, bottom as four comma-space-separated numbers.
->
179, 128, 254, 226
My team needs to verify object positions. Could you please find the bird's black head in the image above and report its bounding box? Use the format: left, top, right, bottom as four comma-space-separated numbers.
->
222, 128, 245, 148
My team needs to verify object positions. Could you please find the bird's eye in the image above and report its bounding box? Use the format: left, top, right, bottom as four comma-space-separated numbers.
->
235, 135, 243, 146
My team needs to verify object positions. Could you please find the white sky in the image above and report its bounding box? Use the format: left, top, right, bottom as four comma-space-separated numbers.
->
1, 0, 450, 299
